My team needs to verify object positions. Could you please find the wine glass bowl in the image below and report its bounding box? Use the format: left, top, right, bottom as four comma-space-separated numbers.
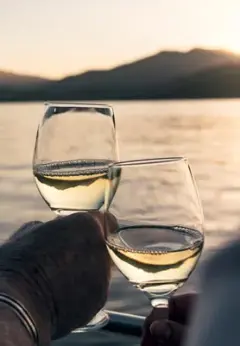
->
33, 102, 117, 215
105, 158, 204, 308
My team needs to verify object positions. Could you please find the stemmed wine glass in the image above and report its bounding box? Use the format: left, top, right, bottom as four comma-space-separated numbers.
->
33, 102, 117, 331
104, 158, 204, 310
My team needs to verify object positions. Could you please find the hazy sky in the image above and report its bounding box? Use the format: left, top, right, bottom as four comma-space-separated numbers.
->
1, 0, 240, 78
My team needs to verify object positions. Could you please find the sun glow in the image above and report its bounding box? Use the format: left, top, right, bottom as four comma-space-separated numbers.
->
225, 44, 240, 55
223, 34, 240, 54
1, 0, 240, 77
221, 9, 240, 54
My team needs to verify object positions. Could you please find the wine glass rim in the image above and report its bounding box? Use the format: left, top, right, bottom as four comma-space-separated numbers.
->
111, 157, 188, 167
44, 101, 113, 109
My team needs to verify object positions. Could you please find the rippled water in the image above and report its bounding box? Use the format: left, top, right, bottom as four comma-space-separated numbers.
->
1, 100, 240, 343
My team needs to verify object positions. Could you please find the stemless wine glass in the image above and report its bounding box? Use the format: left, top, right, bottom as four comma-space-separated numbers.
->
33, 102, 117, 331
105, 158, 204, 311
33, 102, 117, 215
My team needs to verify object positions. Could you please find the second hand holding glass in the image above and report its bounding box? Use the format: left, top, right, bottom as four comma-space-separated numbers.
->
105, 158, 204, 310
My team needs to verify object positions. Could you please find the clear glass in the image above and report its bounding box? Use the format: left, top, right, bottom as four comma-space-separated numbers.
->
33, 102, 117, 215
105, 158, 204, 310
33, 102, 118, 331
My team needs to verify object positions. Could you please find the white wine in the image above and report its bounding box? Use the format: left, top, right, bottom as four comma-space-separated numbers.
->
106, 225, 203, 304
33, 159, 120, 215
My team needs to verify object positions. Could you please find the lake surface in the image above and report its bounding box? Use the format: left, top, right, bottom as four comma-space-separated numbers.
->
1, 99, 240, 344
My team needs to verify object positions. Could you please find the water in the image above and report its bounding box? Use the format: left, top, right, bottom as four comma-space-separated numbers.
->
1, 100, 240, 344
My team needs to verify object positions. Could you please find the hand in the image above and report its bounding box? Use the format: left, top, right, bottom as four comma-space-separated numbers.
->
141, 293, 197, 346
0, 212, 113, 344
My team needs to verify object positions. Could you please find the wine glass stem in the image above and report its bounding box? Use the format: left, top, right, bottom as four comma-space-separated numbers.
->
151, 298, 169, 310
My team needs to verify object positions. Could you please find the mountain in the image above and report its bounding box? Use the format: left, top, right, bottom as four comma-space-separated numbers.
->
1, 48, 240, 101
40, 48, 239, 100
60, 48, 239, 85
0, 70, 50, 87
167, 64, 240, 98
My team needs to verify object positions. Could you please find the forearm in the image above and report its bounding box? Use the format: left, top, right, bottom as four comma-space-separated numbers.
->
0, 275, 52, 346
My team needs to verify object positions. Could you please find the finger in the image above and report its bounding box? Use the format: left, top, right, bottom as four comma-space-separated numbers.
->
143, 307, 168, 332
150, 320, 186, 346
169, 293, 197, 325
9, 221, 43, 241
141, 329, 157, 346
141, 316, 162, 346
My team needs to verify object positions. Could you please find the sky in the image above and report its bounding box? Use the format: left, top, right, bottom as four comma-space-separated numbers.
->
1, 0, 240, 79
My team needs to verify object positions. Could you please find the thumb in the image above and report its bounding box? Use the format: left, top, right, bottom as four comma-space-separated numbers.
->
150, 320, 186, 346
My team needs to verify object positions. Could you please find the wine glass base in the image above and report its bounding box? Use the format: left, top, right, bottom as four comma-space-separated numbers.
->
72, 310, 109, 333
